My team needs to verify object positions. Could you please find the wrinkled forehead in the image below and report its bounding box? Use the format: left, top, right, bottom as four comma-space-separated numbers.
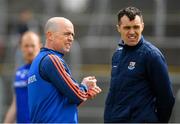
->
60, 21, 74, 33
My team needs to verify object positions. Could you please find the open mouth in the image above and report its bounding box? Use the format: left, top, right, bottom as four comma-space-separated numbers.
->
65, 43, 72, 49
128, 35, 137, 40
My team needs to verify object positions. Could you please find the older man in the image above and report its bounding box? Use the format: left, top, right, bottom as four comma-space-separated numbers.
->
27, 17, 101, 123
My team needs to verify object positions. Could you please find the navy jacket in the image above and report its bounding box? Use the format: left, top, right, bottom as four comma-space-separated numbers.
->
104, 36, 175, 123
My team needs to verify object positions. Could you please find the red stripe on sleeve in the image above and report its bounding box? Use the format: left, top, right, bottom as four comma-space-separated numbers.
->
48, 54, 88, 100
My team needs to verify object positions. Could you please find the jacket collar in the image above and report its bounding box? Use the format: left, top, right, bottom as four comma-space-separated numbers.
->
40, 47, 64, 57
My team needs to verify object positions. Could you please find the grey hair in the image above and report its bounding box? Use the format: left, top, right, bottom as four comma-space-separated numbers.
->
44, 17, 60, 33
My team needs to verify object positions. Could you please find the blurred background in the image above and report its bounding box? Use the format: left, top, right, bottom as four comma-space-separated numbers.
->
0, 0, 180, 122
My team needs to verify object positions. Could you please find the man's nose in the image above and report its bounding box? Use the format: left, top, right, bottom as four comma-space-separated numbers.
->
68, 35, 74, 41
129, 28, 135, 34
28, 46, 34, 53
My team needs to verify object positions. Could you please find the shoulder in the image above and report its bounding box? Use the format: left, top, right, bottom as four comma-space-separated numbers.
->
40, 54, 65, 70
15, 64, 29, 77
141, 40, 165, 63
142, 39, 164, 58
14, 64, 29, 86
39, 54, 54, 68
16, 64, 27, 71
41, 54, 63, 64
113, 45, 123, 56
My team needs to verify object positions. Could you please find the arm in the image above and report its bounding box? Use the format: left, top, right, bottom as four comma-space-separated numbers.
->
3, 95, 16, 123
40, 54, 101, 104
146, 51, 175, 122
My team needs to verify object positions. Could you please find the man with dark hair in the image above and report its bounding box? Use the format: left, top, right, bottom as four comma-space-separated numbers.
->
104, 6, 175, 123
117, 7, 143, 22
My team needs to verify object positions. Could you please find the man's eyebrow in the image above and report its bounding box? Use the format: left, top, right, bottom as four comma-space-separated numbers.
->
123, 25, 140, 27
64, 32, 75, 36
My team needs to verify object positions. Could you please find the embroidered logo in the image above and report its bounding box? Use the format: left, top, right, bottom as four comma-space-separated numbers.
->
113, 65, 117, 68
128, 61, 136, 70
117, 47, 123, 51
28, 75, 37, 84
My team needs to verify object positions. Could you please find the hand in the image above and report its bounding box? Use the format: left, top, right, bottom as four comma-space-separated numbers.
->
81, 76, 97, 89
88, 85, 102, 99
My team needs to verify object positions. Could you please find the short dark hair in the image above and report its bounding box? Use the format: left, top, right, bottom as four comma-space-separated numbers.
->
117, 7, 143, 24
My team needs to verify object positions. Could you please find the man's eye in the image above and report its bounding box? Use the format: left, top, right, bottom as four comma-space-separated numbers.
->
64, 33, 71, 36
24, 45, 29, 48
133, 26, 140, 29
64, 33, 69, 36
124, 26, 131, 30
64, 33, 74, 37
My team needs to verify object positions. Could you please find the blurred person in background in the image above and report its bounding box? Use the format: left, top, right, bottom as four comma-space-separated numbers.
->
27, 17, 101, 123
17, 9, 40, 35
104, 6, 175, 123
15, 9, 41, 67
0, 38, 5, 63
4, 31, 42, 123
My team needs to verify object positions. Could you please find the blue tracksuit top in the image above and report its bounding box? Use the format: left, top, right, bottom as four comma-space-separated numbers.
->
14, 64, 30, 123
28, 48, 89, 123
104, 36, 175, 123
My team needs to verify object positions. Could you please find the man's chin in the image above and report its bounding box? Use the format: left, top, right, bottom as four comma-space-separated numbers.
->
25, 59, 33, 64
64, 49, 70, 53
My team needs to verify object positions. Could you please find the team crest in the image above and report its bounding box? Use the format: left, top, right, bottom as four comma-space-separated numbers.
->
128, 61, 136, 70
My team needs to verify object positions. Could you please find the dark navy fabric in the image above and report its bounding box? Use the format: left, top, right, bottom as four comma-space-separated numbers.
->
104, 36, 175, 123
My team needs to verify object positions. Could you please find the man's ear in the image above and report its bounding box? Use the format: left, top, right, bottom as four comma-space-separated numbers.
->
116, 24, 121, 33
46, 31, 53, 41
141, 22, 144, 32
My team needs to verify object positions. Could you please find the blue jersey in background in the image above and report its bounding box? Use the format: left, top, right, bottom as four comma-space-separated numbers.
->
14, 64, 31, 123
